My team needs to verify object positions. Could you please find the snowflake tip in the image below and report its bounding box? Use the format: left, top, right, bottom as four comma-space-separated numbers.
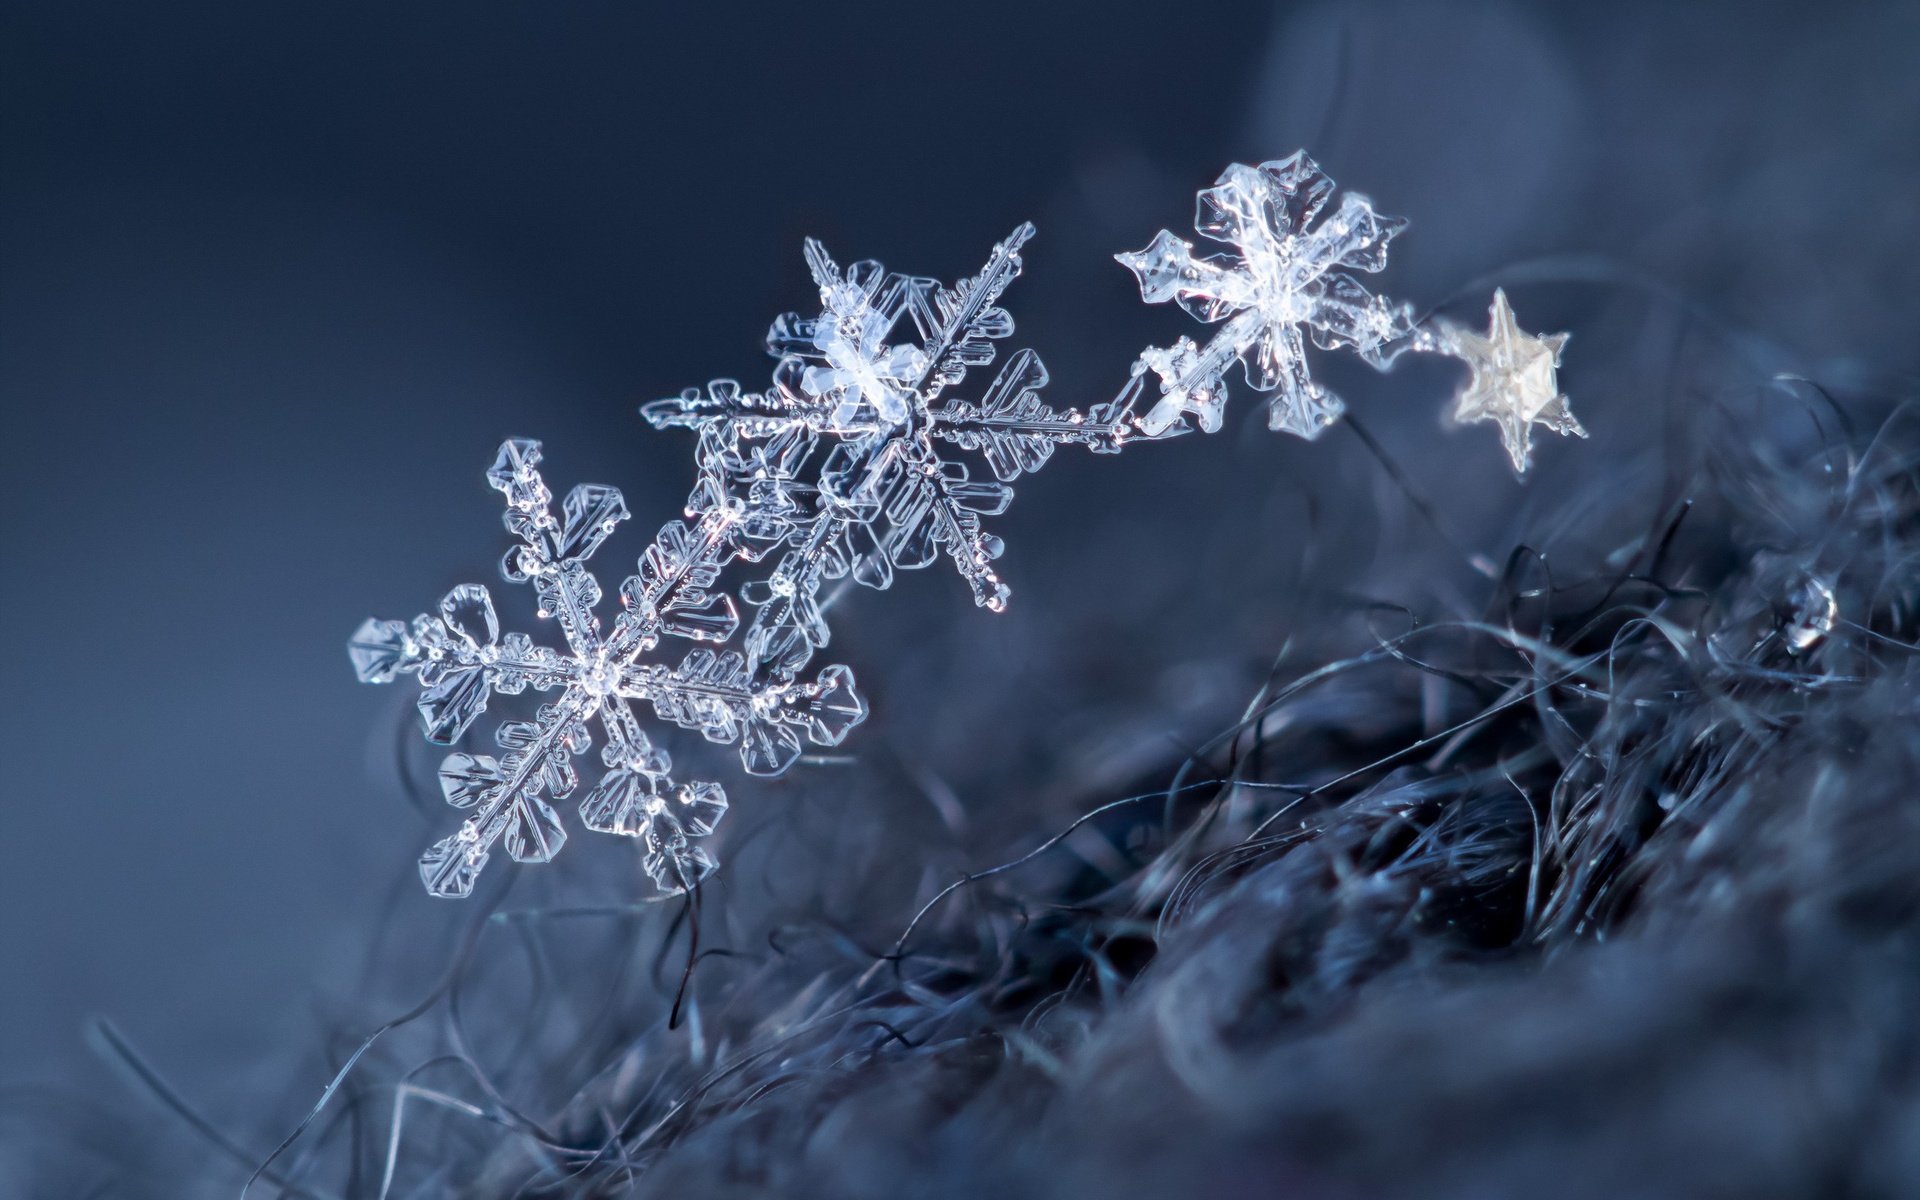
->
486, 438, 549, 510
438, 752, 501, 809
439, 582, 499, 650
419, 830, 487, 899
1115, 230, 1198, 307
348, 617, 414, 684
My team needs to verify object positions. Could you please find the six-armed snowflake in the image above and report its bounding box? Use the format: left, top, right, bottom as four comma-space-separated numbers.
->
350, 438, 866, 897
1117, 152, 1417, 439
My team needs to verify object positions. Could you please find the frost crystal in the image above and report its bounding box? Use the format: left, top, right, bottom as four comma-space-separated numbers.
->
1117, 152, 1415, 439
1439, 289, 1582, 476
350, 438, 867, 897
644, 223, 1139, 652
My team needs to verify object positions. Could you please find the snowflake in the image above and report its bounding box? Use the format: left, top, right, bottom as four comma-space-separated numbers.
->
1439, 288, 1582, 476
643, 225, 1141, 687
1117, 152, 1415, 440
349, 438, 867, 897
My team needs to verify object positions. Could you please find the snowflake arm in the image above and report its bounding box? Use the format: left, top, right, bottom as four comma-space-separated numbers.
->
850, 436, 1015, 610
1116, 152, 1416, 440
639, 379, 816, 439
904, 222, 1033, 398
928, 348, 1133, 479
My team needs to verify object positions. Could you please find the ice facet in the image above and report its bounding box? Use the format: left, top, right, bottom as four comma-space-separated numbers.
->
577, 766, 662, 836
417, 663, 490, 745
419, 829, 488, 899
675, 781, 728, 837
557, 483, 630, 563
502, 795, 567, 863
437, 752, 501, 809
486, 438, 549, 511
640, 807, 717, 895
348, 618, 415, 684
438, 584, 498, 651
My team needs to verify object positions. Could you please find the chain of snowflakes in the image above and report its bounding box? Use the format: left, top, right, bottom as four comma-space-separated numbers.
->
351, 150, 1584, 898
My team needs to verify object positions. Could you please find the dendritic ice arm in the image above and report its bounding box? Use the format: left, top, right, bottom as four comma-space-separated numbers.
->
1116, 152, 1415, 440
928, 348, 1135, 480
349, 438, 867, 898
1436, 289, 1582, 476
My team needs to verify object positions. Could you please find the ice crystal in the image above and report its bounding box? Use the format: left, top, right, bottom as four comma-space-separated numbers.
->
644, 224, 1140, 682
1439, 289, 1582, 476
1784, 573, 1838, 654
349, 438, 867, 897
1117, 152, 1415, 439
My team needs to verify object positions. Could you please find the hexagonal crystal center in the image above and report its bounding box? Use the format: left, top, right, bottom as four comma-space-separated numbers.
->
580, 657, 620, 697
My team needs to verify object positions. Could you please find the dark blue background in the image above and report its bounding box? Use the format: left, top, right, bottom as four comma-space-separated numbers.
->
3, 0, 1915, 1149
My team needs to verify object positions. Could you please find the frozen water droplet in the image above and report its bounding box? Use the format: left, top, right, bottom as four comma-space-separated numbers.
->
1785, 575, 1837, 653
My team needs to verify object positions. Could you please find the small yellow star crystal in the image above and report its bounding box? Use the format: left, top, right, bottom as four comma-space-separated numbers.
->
1443, 289, 1583, 476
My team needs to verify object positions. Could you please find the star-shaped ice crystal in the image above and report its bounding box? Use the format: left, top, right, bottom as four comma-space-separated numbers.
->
1116, 152, 1414, 439
350, 438, 868, 898
1442, 289, 1583, 476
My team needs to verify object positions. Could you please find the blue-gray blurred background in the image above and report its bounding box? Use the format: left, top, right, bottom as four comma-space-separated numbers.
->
3, 0, 1917, 1166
